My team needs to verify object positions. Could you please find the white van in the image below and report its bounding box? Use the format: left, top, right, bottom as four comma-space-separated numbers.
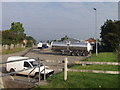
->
6, 56, 54, 79
37, 42, 42, 49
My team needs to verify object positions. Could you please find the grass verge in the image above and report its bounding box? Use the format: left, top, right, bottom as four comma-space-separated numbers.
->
2, 48, 27, 54
71, 52, 119, 71
37, 72, 118, 88
71, 64, 118, 71
84, 52, 118, 62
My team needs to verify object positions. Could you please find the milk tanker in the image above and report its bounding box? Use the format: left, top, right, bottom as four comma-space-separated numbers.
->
52, 41, 92, 56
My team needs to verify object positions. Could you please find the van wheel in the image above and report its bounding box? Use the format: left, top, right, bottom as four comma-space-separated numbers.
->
10, 69, 16, 76
34, 73, 42, 80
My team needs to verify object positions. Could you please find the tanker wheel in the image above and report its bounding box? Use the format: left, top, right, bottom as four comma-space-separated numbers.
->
71, 52, 75, 56
81, 53, 84, 56
85, 52, 88, 56
82, 53, 86, 56
79, 52, 82, 56
76, 52, 80, 56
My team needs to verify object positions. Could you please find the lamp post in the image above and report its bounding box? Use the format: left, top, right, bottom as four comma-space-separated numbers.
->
93, 8, 98, 56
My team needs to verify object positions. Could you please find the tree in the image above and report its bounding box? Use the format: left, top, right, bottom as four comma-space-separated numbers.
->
61, 35, 69, 41
2, 22, 36, 48
2, 30, 17, 45
25, 36, 36, 47
10, 22, 26, 43
10, 22, 24, 34
100, 20, 120, 52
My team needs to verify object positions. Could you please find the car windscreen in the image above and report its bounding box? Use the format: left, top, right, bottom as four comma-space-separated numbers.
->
30, 61, 43, 67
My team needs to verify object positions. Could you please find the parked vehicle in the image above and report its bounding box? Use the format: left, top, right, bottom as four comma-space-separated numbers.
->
37, 42, 42, 49
6, 56, 54, 79
42, 43, 51, 48
52, 41, 92, 56
38, 42, 51, 49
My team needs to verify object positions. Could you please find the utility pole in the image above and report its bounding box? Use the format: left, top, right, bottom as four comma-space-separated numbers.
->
93, 8, 98, 56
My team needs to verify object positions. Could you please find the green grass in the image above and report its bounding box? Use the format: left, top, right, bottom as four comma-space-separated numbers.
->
71, 64, 119, 71
71, 52, 119, 71
35, 52, 119, 88
37, 72, 118, 88
2, 48, 27, 54
84, 52, 118, 62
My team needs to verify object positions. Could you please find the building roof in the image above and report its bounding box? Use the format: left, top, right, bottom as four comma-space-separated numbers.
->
86, 38, 96, 43
63, 38, 80, 43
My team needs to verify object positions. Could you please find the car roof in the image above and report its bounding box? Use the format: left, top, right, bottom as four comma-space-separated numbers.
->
7, 56, 29, 61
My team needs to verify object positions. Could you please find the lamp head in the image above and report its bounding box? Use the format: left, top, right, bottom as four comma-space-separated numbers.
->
93, 8, 96, 10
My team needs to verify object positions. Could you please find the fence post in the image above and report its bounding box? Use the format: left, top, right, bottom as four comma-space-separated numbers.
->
64, 57, 68, 81
38, 58, 41, 85
44, 64, 46, 81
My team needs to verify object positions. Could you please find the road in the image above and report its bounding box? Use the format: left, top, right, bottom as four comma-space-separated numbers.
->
1, 47, 86, 89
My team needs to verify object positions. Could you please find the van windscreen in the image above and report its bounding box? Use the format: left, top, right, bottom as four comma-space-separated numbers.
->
30, 61, 43, 67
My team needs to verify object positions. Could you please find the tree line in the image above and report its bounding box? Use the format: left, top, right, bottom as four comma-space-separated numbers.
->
100, 20, 120, 53
2, 22, 36, 47
1, 20, 120, 53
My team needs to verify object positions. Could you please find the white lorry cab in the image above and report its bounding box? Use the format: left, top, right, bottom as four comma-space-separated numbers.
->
6, 56, 54, 79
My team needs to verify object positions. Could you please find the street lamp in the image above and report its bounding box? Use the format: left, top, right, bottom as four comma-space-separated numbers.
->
93, 8, 98, 56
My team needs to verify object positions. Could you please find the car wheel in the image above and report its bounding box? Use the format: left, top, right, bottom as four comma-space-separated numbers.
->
34, 73, 42, 80
10, 69, 16, 76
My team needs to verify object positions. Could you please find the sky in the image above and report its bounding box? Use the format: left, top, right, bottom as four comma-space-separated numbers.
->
1, 0, 119, 2
1, 2, 118, 42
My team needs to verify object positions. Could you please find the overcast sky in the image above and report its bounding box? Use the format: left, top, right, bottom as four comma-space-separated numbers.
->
2, 2, 118, 42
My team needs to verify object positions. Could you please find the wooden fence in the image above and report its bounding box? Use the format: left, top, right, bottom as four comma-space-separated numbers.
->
56, 58, 120, 81
40, 58, 120, 81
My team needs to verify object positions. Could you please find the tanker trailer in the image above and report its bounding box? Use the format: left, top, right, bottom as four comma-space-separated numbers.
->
69, 42, 92, 56
52, 42, 67, 51
52, 41, 92, 56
